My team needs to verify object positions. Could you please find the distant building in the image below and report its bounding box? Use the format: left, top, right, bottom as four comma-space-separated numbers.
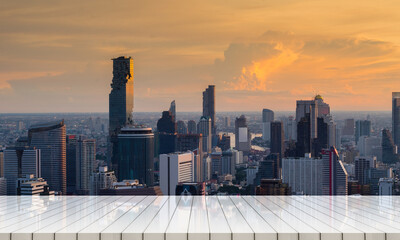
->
246, 167, 258, 185
28, 120, 66, 194
262, 109, 274, 142
382, 129, 399, 164
187, 120, 197, 134
255, 154, 280, 186
203, 85, 216, 135
160, 152, 194, 195
109, 56, 134, 174
354, 156, 376, 185
392, 92, 400, 146
221, 149, 237, 176
296, 99, 318, 139
118, 127, 154, 186
296, 113, 311, 157
357, 136, 381, 158
355, 120, 371, 143
270, 121, 284, 163
176, 134, 203, 182
379, 178, 393, 195
3, 146, 41, 195
321, 147, 348, 195
256, 179, 291, 195
0, 178, 6, 195
89, 166, 117, 195
76, 137, 96, 195
169, 100, 176, 121
217, 134, 231, 151
157, 111, 177, 154
197, 116, 212, 153
367, 167, 392, 195
235, 115, 251, 154
99, 180, 162, 195
342, 119, 355, 136
177, 121, 188, 134
0, 150, 3, 178
224, 116, 231, 128
16, 174, 54, 195
283, 116, 296, 141
66, 135, 77, 194
210, 147, 223, 176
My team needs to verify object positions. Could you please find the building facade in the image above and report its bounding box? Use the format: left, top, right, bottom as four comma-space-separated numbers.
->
160, 152, 194, 195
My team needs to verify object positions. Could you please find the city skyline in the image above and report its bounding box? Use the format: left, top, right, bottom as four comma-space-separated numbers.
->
2, 1, 400, 112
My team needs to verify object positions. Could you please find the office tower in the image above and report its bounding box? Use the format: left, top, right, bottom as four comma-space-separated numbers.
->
327, 118, 337, 148
89, 166, 117, 195
262, 109, 274, 142
284, 116, 297, 141
235, 115, 251, 154
109, 56, 134, 172
282, 154, 323, 195
118, 127, 154, 186
296, 114, 311, 157
314, 95, 330, 116
382, 129, 399, 164
379, 178, 393, 195
254, 153, 280, 186
177, 120, 188, 134
0, 150, 3, 178
210, 147, 223, 176
66, 135, 77, 194
187, 120, 197, 134
176, 134, 203, 182
313, 117, 328, 157
393, 92, 400, 146
3, 146, 41, 195
221, 149, 237, 175
296, 99, 318, 138
16, 175, 53, 195
169, 100, 176, 121
270, 121, 284, 162
342, 119, 355, 136
0, 178, 6, 195
217, 134, 231, 151
367, 167, 392, 195
321, 147, 348, 195
28, 120, 66, 194
157, 111, 177, 154
355, 156, 376, 185
197, 116, 212, 153
203, 85, 216, 135
76, 137, 96, 195
224, 116, 231, 128
355, 120, 371, 143
160, 152, 194, 195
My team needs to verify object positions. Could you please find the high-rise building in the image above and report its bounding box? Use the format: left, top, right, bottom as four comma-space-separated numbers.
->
254, 154, 280, 186
355, 120, 371, 143
118, 127, 154, 186
187, 120, 197, 134
109, 56, 134, 172
28, 120, 66, 194
262, 109, 274, 142
0, 178, 6, 195
217, 134, 231, 151
355, 156, 376, 185
176, 134, 203, 182
282, 154, 323, 195
321, 147, 348, 195
312, 117, 328, 157
392, 92, 400, 146
296, 99, 318, 139
357, 136, 381, 158
89, 166, 117, 195
235, 115, 251, 154
0, 150, 3, 178
177, 120, 188, 134
197, 116, 212, 153
283, 116, 297, 141
159, 152, 194, 195
3, 146, 41, 195
66, 135, 77, 194
157, 111, 177, 154
210, 147, 223, 176
76, 137, 96, 195
221, 149, 237, 176
203, 85, 216, 135
270, 121, 284, 162
342, 119, 355, 136
382, 129, 399, 164
296, 114, 311, 157
169, 100, 176, 121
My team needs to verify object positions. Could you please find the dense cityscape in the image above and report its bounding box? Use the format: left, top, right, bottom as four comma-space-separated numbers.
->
0, 56, 398, 196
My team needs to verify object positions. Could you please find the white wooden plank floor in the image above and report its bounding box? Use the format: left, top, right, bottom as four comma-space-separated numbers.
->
0, 196, 400, 240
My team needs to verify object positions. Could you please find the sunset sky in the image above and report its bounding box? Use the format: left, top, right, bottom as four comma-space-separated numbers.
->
1, 0, 400, 113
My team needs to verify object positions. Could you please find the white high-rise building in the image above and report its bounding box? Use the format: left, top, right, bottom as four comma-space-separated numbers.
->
3, 147, 41, 195
160, 152, 194, 195
76, 137, 96, 194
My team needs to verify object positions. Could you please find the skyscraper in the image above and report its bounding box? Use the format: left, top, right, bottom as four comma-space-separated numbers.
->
262, 109, 274, 142
296, 114, 311, 157
235, 115, 251, 154
118, 127, 154, 186
197, 116, 212, 153
393, 92, 400, 146
76, 137, 96, 195
296, 99, 318, 139
160, 152, 194, 195
28, 120, 66, 194
169, 100, 176, 121
187, 120, 197, 134
270, 121, 284, 162
3, 146, 41, 195
177, 120, 188, 134
355, 120, 371, 143
203, 85, 216, 135
382, 129, 399, 164
321, 147, 348, 195
109, 56, 134, 172
355, 156, 376, 185
66, 135, 77, 194
254, 153, 280, 186
342, 119, 355, 136
157, 110, 177, 154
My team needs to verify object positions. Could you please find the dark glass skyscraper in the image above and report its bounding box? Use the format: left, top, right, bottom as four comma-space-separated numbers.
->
157, 111, 177, 154
118, 127, 154, 186
392, 92, 400, 146
270, 121, 284, 163
109, 56, 134, 172
355, 120, 371, 143
382, 129, 399, 164
203, 85, 216, 135
28, 120, 66, 194
66, 135, 77, 194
